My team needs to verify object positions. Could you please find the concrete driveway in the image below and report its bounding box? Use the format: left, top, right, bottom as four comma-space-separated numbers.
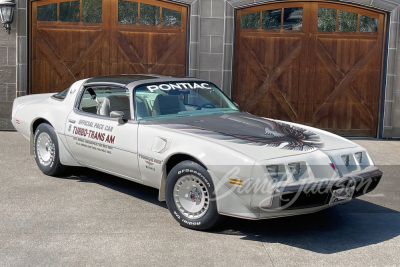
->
0, 132, 399, 266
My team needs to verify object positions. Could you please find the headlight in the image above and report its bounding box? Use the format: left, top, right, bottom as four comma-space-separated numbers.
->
341, 155, 350, 166
266, 164, 287, 182
288, 161, 308, 180
355, 152, 363, 163
288, 162, 301, 176
266, 165, 279, 178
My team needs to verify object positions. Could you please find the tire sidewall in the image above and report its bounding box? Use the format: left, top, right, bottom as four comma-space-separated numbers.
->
33, 124, 63, 176
166, 160, 220, 230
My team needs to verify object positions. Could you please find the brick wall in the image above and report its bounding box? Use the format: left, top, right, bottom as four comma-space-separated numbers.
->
0, 0, 28, 131
0, 21, 16, 130
187, 0, 234, 96
384, 6, 400, 138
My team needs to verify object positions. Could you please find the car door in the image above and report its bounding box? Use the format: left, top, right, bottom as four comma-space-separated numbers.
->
64, 84, 141, 182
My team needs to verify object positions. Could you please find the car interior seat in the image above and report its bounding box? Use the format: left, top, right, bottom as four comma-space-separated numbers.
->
98, 95, 131, 118
135, 96, 151, 119
152, 95, 186, 116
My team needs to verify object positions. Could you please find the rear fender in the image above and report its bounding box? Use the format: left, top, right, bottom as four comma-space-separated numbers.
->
30, 121, 80, 167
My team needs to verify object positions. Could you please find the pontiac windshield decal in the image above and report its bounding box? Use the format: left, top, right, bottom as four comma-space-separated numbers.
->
146, 83, 212, 92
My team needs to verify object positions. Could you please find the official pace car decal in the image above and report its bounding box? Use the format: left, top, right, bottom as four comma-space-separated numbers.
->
162, 114, 323, 151
69, 119, 116, 155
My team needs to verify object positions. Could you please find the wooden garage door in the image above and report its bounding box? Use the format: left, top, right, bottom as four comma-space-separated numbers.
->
234, 2, 386, 137
30, 0, 188, 94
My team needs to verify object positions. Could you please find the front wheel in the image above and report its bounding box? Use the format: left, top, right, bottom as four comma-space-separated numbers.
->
165, 160, 221, 230
33, 123, 65, 176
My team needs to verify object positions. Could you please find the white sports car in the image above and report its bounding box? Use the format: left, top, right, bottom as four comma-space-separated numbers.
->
12, 75, 382, 230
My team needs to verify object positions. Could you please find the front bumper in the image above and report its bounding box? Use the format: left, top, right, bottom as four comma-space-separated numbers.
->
216, 168, 382, 220
266, 168, 383, 211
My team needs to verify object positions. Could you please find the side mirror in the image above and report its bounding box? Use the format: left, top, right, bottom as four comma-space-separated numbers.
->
110, 111, 127, 124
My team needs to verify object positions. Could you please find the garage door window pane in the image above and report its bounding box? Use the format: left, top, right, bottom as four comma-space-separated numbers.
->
318, 8, 336, 32
360, 15, 378, 32
140, 3, 160, 25
241, 12, 260, 29
37, 4, 57, 21
83, 0, 102, 23
283, 8, 302, 30
262, 9, 281, 30
118, 0, 138, 24
162, 8, 181, 26
60, 1, 80, 22
338, 10, 357, 32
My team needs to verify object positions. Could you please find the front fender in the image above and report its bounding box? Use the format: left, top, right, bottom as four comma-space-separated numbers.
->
138, 124, 257, 209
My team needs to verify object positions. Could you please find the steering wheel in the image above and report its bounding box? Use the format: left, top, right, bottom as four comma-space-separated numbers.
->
196, 103, 216, 110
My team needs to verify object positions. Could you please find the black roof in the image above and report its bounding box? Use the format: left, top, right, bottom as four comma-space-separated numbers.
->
85, 74, 158, 85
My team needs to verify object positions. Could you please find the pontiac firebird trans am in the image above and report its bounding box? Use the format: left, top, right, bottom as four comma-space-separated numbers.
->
12, 75, 383, 230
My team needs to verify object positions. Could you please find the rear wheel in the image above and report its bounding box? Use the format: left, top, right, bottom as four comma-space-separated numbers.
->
165, 160, 221, 230
33, 123, 65, 176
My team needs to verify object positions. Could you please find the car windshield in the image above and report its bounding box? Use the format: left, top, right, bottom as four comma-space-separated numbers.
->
134, 82, 239, 120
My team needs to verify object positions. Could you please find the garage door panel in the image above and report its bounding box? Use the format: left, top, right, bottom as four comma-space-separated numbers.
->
242, 35, 303, 71
313, 58, 337, 106
315, 93, 371, 134
156, 64, 185, 76
234, 2, 385, 136
249, 91, 293, 122
235, 62, 265, 104
32, 61, 60, 94
351, 67, 379, 104
117, 31, 185, 73
31, 0, 188, 94
236, 33, 303, 117
318, 38, 376, 74
152, 33, 184, 63
117, 32, 149, 72
275, 59, 301, 99
40, 29, 104, 62
315, 37, 380, 133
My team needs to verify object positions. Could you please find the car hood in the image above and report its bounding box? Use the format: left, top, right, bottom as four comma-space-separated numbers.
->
150, 112, 358, 161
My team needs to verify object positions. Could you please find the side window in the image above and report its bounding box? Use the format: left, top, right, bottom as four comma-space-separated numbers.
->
317, 7, 378, 33
140, 3, 160, 25
283, 7, 303, 31
241, 11, 260, 29
78, 86, 131, 119
60, 1, 80, 22
52, 87, 70, 100
37, 3, 57, 21
118, 0, 138, 24
37, 0, 102, 23
82, 0, 102, 23
162, 8, 182, 26
241, 7, 303, 31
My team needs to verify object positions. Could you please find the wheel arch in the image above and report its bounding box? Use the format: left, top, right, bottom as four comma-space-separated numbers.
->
30, 118, 80, 167
30, 118, 53, 155
158, 153, 207, 202
165, 153, 207, 175
32, 118, 53, 135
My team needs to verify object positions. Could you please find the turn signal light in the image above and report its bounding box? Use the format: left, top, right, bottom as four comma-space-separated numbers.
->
330, 163, 336, 170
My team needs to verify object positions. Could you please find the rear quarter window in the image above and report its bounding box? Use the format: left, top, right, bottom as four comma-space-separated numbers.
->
52, 87, 70, 100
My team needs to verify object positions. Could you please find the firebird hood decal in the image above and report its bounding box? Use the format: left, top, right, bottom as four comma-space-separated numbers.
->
159, 113, 323, 151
